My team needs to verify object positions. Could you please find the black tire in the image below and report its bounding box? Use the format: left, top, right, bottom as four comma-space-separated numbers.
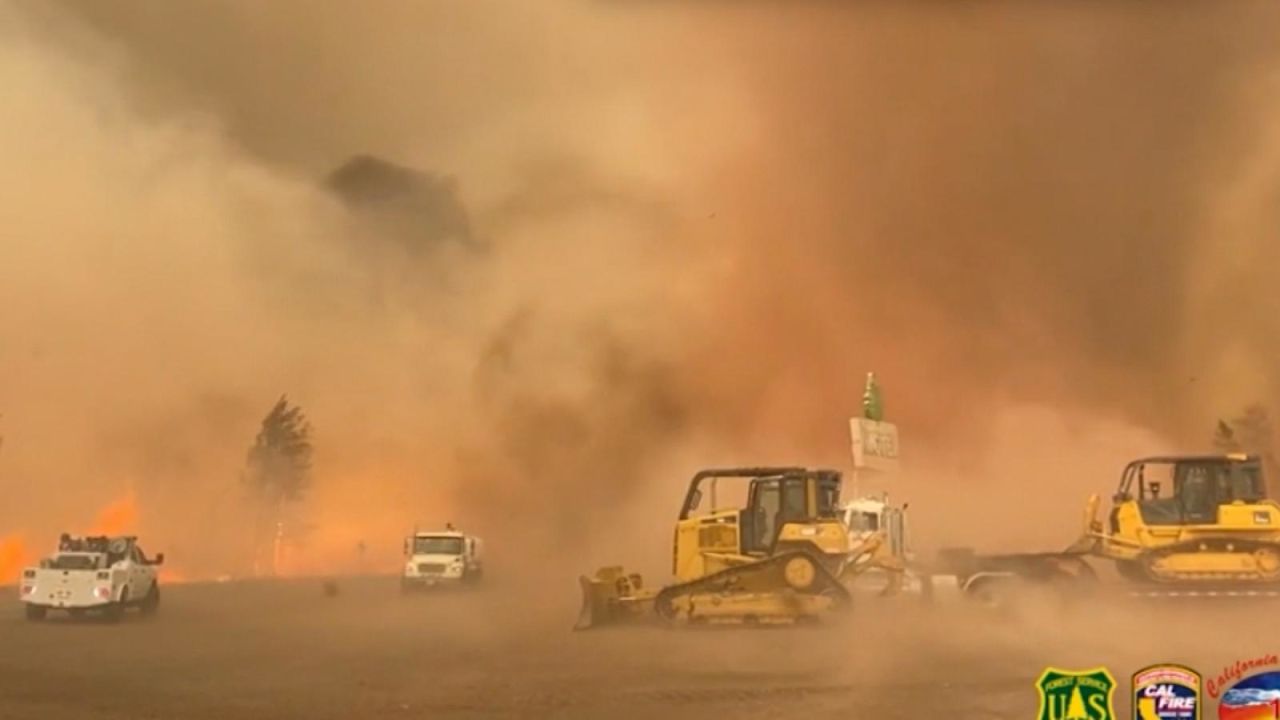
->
24, 604, 47, 622
140, 583, 160, 616
103, 588, 128, 623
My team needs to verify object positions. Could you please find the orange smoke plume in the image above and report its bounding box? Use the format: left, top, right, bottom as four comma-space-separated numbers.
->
88, 492, 139, 536
0, 535, 31, 585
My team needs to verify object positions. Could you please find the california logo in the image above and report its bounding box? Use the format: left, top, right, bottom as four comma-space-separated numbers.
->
1218, 669, 1280, 720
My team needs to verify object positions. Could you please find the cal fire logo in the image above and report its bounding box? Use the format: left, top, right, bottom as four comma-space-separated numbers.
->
1037, 667, 1118, 720
1133, 664, 1201, 720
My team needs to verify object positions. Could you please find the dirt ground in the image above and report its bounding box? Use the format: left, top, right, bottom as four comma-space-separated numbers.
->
0, 576, 1270, 719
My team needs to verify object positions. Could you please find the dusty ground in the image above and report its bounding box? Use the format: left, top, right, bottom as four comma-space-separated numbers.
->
0, 576, 1269, 719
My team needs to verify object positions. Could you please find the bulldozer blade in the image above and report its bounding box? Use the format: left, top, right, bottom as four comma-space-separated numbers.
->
575, 574, 612, 631
573, 566, 652, 630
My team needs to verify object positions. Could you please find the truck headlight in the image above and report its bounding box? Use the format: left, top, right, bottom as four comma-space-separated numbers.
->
93, 587, 112, 600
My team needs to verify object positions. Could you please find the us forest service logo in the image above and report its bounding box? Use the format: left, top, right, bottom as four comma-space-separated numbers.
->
1037, 667, 1118, 720
1133, 664, 1201, 720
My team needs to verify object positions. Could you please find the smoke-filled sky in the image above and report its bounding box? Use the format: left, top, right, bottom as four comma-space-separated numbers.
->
2, 1, 1280, 579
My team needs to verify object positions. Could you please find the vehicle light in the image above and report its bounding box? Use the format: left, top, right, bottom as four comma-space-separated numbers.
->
93, 586, 112, 600
96, 571, 110, 580
20, 585, 34, 596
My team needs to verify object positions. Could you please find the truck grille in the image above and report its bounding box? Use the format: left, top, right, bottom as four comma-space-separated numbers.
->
417, 563, 446, 574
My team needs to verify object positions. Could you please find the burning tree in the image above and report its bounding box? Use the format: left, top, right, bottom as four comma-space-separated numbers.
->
243, 396, 313, 575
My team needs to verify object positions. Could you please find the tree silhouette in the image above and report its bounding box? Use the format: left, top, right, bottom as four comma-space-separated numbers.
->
244, 396, 313, 505
243, 396, 313, 576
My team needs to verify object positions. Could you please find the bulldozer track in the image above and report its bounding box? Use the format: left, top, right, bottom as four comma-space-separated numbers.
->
653, 550, 851, 625
1131, 536, 1280, 584
1127, 589, 1280, 598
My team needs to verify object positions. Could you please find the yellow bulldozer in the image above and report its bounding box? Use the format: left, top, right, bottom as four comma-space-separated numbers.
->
938, 454, 1280, 605
1073, 453, 1280, 590
575, 467, 904, 629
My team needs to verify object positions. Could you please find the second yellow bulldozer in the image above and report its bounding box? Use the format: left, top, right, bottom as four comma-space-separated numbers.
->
1075, 453, 1280, 589
576, 467, 900, 629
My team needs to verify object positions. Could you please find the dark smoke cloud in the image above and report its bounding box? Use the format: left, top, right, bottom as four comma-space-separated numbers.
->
457, 313, 690, 554
325, 155, 476, 251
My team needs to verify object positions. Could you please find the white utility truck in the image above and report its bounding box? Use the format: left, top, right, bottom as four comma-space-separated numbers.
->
401, 527, 483, 591
19, 534, 164, 621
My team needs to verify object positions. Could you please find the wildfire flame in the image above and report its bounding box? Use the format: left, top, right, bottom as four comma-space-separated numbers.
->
0, 535, 30, 585
86, 493, 192, 583
1, 493, 196, 585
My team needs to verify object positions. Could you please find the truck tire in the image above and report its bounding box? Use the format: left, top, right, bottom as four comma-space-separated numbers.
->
964, 576, 1011, 610
103, 588, 128, 623
24, 604, 47, 622
140, 583, 160, 616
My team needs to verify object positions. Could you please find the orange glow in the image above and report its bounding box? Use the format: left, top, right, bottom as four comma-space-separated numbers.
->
88, 492, 139, 536
158, 568, 187, 584
0, 535, 31, 585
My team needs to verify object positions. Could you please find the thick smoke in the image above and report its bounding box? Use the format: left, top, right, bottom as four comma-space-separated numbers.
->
0, 0, 720, 578
2, 1, 1280, 581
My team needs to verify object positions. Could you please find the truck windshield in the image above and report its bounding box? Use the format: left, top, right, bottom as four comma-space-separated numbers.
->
848, 511, 880, 532
413, 537, 463, 555
49, 554, 99, 570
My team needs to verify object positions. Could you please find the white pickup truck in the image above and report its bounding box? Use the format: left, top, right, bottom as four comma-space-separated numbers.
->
401, 528, 483, 591
19, 535, 164, 622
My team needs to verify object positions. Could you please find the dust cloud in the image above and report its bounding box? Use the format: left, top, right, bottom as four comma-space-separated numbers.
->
2, 0, 1280, 587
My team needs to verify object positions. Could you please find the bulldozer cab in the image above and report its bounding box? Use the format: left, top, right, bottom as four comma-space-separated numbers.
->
1115, 455, 1267, 527
674, 467, 843, 580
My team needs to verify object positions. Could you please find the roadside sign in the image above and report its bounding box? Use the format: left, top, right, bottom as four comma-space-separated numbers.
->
850, 418, 900, 472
